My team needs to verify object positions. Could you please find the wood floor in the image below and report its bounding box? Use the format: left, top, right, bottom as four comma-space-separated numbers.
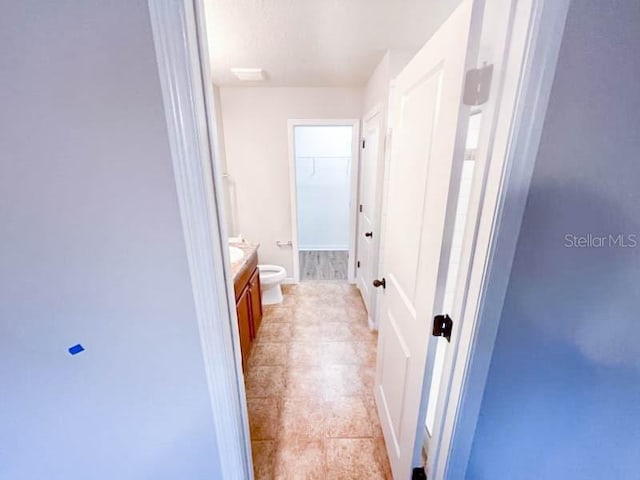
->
246, 282, 391, 479
299, 250, 348, 281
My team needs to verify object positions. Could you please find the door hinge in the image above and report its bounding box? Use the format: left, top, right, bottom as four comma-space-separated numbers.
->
357, 260, 360, 268
362, 139, 366, 149
412, 467, 427, 480
463, 63, 493, 106
359, 204, 363, 213
432, 314, 453, 343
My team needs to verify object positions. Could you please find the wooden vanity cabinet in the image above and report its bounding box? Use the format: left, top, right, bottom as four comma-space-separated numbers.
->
233, 250, 263, 371
248, 268, 263, 337
236, 287, 253, 370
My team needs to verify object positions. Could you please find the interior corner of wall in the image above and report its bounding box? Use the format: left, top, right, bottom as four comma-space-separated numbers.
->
388, 49, 418, 77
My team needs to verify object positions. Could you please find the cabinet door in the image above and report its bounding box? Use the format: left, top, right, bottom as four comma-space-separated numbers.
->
249, 268, 263, 339
236, 287, 252, 371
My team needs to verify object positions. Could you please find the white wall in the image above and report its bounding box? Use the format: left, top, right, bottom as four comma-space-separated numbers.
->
294, 126, 353, 250
467, 1, 640, 477
211, 84, 236, 234
0, 1, 224, 478
219, 87, 362, 277
363, 53, 392, 115
359, 50, 415, 323
362, 50, 415, 116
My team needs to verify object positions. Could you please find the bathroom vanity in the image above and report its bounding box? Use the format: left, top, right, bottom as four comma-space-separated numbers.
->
229, 243, 262, 370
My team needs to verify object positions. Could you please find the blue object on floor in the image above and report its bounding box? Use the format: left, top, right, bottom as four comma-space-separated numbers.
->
68, 344, 85, 355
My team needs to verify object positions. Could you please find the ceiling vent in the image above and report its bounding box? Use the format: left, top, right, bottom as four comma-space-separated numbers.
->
230, 68, 266, 81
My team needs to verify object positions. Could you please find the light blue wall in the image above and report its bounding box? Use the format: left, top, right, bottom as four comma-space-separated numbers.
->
0, 1, 222, 478
467, 1, 640, 478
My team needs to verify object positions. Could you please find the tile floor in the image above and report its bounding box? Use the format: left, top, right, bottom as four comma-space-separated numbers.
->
246, 282, 392, 479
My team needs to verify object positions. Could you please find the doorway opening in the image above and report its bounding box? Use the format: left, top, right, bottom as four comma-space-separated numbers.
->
150, 0, 560, 475
289, 121, 360, 283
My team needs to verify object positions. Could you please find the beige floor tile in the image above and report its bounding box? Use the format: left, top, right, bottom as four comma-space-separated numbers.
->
338, 342, 377, 371
296, 297, 350, 314
346, 304, 369, 323
322, 304, 356, 322
342, 284, 363, 297
302, 282, 346, 297
278, 293, 299, 307
274, 438, 326, 480
256, 322, 293, 343
347, 322, 376, 340
322, 322, 355, 342
285, 365, 324, 397
323, 341, 378, 366
280, 284, 298, 296
247, 282, 391, 478
291, 323, 323, 342
248, 397, 281, 440
246, 366, 286, 398
322, 342, 359, 365
344, 294, 366, 310
292, 306, 338, 325
250, 342, 289, 366
364, 396, 385, 438
322, 364, 366, 398
252, 440, 277, 480
263, 305, 295, 323
280, 396, 324, 438
360, 365, 376, 390
375, 437, 394, 478
324, 396, 373, 438
326, 438, 390, 480
363, 345, 378, 367
290, 307, 320, 325
288, 342, 324, 366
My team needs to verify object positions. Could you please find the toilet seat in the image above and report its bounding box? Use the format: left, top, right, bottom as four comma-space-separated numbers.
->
258, 264, 286, 284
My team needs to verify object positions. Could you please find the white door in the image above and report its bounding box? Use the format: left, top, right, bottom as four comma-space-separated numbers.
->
374, 1, 481, 478
356, 110, 383, 319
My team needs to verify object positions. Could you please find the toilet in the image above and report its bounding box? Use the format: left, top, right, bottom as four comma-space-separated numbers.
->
258, 264, 287, 305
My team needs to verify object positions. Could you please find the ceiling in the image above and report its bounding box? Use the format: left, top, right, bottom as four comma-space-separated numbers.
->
203, 0, 461, 87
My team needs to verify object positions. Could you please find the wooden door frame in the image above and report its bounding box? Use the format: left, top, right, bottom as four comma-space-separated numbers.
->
356, 103, 385, 329
148, 0, 570, 478
286, 119, 361, 283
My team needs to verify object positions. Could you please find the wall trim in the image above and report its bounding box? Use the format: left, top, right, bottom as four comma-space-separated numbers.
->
356, 102, 386, 329
298, 245, 349, 251
148, 1, 252, 478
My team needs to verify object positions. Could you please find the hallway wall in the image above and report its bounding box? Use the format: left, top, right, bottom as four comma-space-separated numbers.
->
0, 1, 225, 478
467, 1, 640, 477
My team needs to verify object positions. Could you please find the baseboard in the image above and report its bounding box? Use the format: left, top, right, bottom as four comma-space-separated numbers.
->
282, 277, 298, 285
298, 245, 349, 251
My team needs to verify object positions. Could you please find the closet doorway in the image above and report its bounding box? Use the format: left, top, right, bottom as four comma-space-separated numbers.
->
288, 120, 360, 282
